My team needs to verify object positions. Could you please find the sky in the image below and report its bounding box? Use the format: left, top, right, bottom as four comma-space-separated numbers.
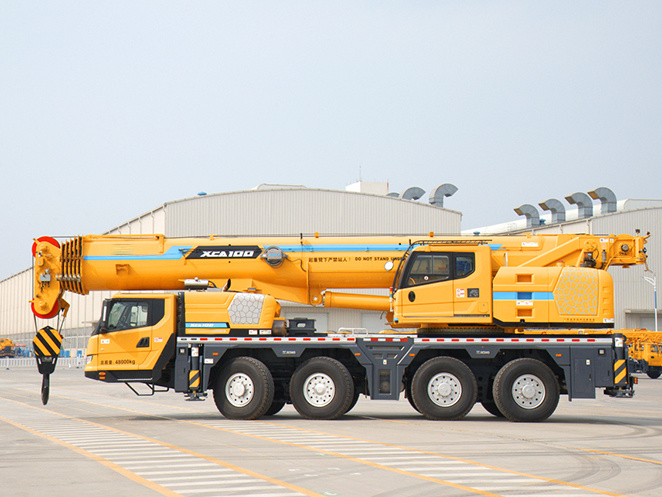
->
1, 1, 661, 280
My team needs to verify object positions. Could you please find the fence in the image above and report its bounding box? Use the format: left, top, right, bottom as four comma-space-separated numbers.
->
0, 357, 86, 369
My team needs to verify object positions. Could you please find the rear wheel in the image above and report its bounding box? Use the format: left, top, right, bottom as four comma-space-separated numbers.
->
410, 357, 477, 420
264, 399, 286, 416
493, 358, 559, 422
481, 400, 505, 417
213, 357, 274, 420
290, 357, 354, 419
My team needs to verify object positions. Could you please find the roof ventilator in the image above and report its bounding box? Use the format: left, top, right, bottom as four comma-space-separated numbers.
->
514, 204, 541, 228
565, 192, 594, 219
588, 187, 617, 215
401, 187, 426, 201
538, 198, 566, 224
429, 183, 458, 208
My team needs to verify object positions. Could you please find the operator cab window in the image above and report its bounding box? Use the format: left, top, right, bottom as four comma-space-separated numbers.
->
456, 255, 474, 278
405, 254, 450, 286
402, 252, 475, 288
99, 299, 165, 333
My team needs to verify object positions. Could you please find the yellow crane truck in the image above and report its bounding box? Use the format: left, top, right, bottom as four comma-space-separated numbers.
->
0, 338, 16, 358
31, 232, 648, 421
625, 332, 662, 379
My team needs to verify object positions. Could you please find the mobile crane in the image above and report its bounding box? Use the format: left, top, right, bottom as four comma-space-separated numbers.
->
31, 231, 648, 422
625, 332, 662, 379
0, 338, 16, 358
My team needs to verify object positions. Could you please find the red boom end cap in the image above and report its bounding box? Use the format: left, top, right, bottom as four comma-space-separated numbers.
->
31, 300, 60, 320
32, 236, 60, 257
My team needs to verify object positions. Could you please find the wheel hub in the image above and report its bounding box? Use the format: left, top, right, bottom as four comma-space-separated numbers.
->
428, 373, 462, 407
303, 373, 335, 407
226, 373, 254, 407
232, 382, 246, 397
512, 374, 545, 409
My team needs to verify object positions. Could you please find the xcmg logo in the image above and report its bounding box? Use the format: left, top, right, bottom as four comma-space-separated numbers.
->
186, 245, 262, 259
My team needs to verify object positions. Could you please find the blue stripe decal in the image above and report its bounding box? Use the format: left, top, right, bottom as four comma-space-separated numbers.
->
186, 322, 229, 329
493, 292, 554, 301
84, 246, 193, 261
83, 242, 498, 260
278, 244, 409, 253
488, 244, 503, 250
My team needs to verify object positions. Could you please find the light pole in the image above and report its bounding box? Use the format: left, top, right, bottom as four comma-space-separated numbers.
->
643, 271, 658, 333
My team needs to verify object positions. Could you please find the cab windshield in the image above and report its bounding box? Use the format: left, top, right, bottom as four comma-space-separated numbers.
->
94, 298, 165, 334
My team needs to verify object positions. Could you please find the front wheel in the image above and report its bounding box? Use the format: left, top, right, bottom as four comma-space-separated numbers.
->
290, 357, 354, 419
405, 380, 421, 413
647, 368, 661, 379
410, 357, 477, 420
493, 358, 559, 422
213, 357, 274, 420
344, 388, 360, 415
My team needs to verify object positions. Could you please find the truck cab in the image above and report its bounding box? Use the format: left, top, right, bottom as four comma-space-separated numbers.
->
392, 244, 493, 327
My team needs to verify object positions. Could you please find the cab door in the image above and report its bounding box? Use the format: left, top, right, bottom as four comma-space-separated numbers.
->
95, 298, 163, 371
393, 245, 492, 326
394, 251, 454, 325
452, 245, 492, 321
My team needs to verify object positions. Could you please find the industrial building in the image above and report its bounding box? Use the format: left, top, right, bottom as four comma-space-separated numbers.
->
1, 183, 659, 356
0, 182, 461, 355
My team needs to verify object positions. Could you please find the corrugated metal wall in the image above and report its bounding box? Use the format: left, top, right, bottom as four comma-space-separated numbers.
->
0, 268, 33, 338
165, 189, 460, 237
107, 208, 166, 235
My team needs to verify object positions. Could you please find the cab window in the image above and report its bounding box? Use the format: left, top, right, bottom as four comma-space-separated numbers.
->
402, 252, 475, 288
456, 255, 475, 278
405, 254, 450, 286
101, 299, 165, 333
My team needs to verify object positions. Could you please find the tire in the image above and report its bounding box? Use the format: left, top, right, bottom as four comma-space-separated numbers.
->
405, 380, 421, 413
344, 389, 361, 415
264, 399, 286, 416
289, 357, 354, 420
493, 358, 559, 422
410, 357, 477, 420
647, 368, 661, 379
481, 400, 505, 418
213, 357, 274, 420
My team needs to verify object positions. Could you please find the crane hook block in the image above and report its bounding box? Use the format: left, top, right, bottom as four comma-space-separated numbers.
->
33, 326, 62, 405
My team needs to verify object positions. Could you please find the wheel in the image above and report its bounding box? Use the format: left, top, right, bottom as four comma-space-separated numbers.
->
213, 357, 274, 420
264, 399, 286, 416
410, 357, 477, 420
344, 388, 360, 414
264, 381, 287, 415
647, 368, 661, 379
493, 358, 559, 422
289, 357, 354, 420
405, 380, 421, 413
481, 400, 505, 417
